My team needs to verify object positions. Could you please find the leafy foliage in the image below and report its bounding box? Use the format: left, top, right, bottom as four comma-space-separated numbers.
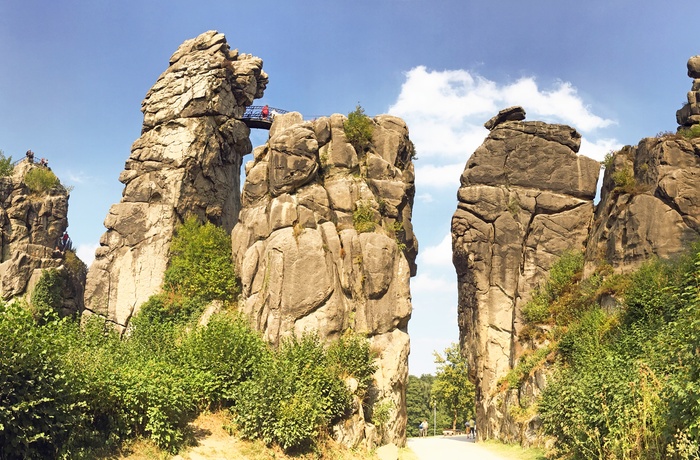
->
30, 268, 66, 321
24, 167, 60, 194
0, 300, 376, 458
539, 242, 700, 459
431, 343, 475, 430
0, 150, 13, 177
343, 105, 374, 154
522, 250, 585, 326
164, 217, 239, 304
679, 124, 700, 139
352, 201, 377, 233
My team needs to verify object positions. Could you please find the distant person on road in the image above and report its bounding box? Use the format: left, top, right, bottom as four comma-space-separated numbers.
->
418, 421, 424, 437
261, 104, 269, 119
423, 420, 429, 437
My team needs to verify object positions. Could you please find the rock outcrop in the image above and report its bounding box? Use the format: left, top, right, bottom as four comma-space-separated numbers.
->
231, 111, 418, 447
84, 31, 267, 327
455, 58, 700, 447
585, 137, 700, 275
0, 159, 83, 314
452, 107, 600, 442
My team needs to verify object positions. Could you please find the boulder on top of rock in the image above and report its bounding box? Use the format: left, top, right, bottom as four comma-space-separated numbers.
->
484, 106, 526, 130
688, 55, 700, 79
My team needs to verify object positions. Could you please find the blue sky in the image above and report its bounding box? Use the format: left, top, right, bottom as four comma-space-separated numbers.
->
0, 0, 697, 375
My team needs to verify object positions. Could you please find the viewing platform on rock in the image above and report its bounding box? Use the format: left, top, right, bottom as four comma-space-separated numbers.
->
241, 106, 289, 129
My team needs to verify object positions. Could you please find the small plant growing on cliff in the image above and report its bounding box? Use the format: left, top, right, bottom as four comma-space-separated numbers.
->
24, 167, 60, 194
353, 201, 377, 233
611, 167, 637, 194
0, 150, 13, 177
344, 105, 374, 154
680, 124, 700, 139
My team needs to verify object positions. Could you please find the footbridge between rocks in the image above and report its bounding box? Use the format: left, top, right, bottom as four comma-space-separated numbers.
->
241, 106, 289, 130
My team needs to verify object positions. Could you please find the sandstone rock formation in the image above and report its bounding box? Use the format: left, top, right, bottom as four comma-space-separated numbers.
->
84, 31, 267, 327
677, 55, 700, 127
455, 58, 700, 447
231, 111, 418, 447
452, 107, 600, 442
0, 159, 83, 314
585, 137, 700, 275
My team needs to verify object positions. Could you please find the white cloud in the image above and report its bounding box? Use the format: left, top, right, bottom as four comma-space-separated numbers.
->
389, 66, 619, 169
414, 163, 463, 190
76, 242, 99, 268
579, 137, 623, 162
416, 193, 434, 203
411, 271, 456, 294
419, 233, 453, 267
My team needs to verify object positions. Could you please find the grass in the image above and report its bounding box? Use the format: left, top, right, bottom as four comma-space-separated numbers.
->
479, 440, 547, 460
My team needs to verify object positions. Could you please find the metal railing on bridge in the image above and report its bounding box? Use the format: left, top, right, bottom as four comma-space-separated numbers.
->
241, 106, 289, 129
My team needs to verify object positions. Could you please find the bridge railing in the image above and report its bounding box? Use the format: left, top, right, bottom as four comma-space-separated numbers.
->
242, 106, 289, 121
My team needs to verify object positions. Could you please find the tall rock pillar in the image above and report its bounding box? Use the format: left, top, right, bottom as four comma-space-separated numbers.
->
451, 107, 599, 442
84, 31, 267, 327
231, 112, 418, 447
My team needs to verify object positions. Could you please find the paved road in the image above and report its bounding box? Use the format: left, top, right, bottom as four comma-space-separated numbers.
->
407, 435, 510, 460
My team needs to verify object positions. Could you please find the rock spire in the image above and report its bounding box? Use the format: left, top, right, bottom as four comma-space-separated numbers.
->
232, 111, 418, 447
452, 108, 599, 442
84, 31, 267, 327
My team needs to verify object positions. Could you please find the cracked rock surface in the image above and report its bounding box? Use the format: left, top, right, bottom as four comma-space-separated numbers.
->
452, 111, 599, 442
84, 31, 267, 327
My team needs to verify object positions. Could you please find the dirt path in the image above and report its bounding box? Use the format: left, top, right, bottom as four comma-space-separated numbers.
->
407, 435, 510, 460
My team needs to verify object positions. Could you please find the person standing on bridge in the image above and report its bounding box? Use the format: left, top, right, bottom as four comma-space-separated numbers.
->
261, 104, 269, 119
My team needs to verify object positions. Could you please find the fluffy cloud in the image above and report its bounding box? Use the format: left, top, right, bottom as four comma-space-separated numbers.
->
389, 66, 618, 167
419, 233, 453, 267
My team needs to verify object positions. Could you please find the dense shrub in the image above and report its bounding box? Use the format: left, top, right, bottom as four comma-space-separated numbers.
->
0, 303, 375, 457
344, 105, 374, 154
234, 333, 375, 452
24, 167, 60, 194
0, 304, 79, 459
164, 217, 239, 304
522, 250, 585, 325
30, 268, 66, 321
540, 243, 700, 459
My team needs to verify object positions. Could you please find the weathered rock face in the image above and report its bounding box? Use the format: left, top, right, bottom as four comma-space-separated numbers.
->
232, 112, 417, 447
84, 31, 267, 327
0, 160, 83, 313
677, 56, 700, 127
585, 137, 700, 275
452, 108, 599, 442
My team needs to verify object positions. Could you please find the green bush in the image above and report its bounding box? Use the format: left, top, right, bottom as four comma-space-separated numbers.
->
680, 124, 700, 139
344, 105, 374, 154
24, 167, 60, 194
164, 217, 239, 304
30, 268, 66, 321
541, 244, 700, 459
353, 201, 377, 233
234, 333, 374, 452
612, 167, 636, 193
521, 251, 585, 326
0, 150, 13, 177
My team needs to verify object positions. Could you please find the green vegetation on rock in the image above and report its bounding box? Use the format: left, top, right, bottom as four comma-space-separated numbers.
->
344, 105, 374, 154
24, 167, 60, 194
536, 242, 700, 459
0, 150, 13, 177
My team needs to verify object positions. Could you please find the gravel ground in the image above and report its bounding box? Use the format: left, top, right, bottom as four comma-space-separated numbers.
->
407, 435, 510, 460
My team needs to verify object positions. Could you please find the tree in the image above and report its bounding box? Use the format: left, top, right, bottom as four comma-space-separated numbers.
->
0, 150, 13, 177
431, 343, 475, 430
